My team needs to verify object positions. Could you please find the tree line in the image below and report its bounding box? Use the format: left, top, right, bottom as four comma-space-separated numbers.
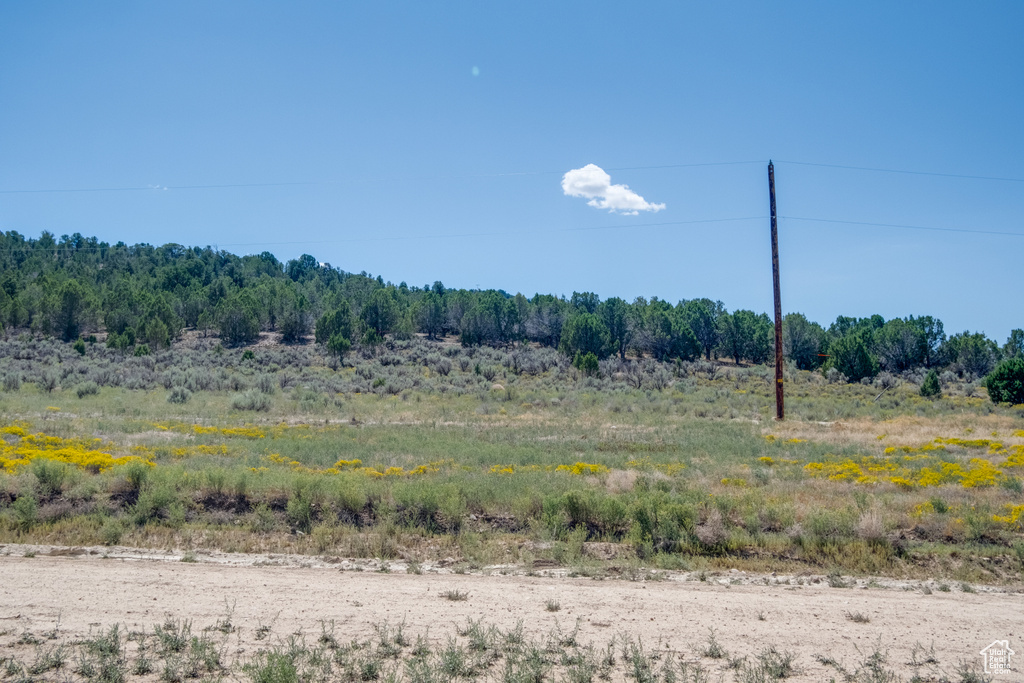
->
0, 230, 1021, 383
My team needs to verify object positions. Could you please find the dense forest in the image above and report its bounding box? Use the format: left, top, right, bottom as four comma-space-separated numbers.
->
0, 230, 1021, 387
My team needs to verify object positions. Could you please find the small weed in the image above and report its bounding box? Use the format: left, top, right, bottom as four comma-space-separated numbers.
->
845, 611, 870, 624
439, 589, 469, 602
255, 614, 278, 641
28, 645, 67, 674
700, 629, 727, 659
545, 599, 561, 612
827, 571, 849, 588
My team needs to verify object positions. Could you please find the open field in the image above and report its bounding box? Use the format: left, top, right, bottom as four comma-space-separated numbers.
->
1, 336, 1022, 584
1, 337, 1023, 681
1, 552, 1020, 683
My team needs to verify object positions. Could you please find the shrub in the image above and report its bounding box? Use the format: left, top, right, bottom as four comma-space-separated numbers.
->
245, 652, 298, 683
99, 518, 125, 545
920, 369, 941, 398
134, 344, 150, 357
2, 372, 21, 392
32, 459, 69, 498
255, 374, 277, 395
286, 496, 314, 533
39, 370, 59, 393
168, 387, 193, 404
12, 494, 39, 531
231, 390, 272, 412
73, 338, 86, 355
76, 381, 100, 398
573, 352, 600, 377
326, 333, 351, 361
985, 358, 1024, 405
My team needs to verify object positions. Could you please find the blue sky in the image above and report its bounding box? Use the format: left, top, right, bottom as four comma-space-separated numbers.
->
1, 2, 1021, 341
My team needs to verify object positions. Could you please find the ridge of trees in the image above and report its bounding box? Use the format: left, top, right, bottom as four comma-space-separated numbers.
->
0, 230, 1020, 384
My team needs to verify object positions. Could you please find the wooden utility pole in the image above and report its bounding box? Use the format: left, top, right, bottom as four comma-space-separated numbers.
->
769, 161, 784, 420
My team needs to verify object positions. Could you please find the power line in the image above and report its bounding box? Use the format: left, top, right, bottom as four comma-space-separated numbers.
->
0, 181, 327, 195
3, 157, 1024, 194
774, 160, 1024, 183
782, 215, 1024, 238
0, 159, 770, 192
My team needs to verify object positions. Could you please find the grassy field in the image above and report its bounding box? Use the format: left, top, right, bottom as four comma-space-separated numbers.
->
1, 335, 1023, 582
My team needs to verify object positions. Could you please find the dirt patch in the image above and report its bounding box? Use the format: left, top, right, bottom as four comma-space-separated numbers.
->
0, 544, 1021, 681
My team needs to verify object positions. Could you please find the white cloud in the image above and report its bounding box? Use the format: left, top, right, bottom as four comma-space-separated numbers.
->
561, 164, 665, 215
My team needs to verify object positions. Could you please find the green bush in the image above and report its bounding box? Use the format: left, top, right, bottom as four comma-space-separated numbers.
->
232, 390, 271, 412
131, 485, 180, 526
326, 333, 351, 360
245, 652, 298, 683
76, 381, 100, 398
168, 387, 192, 404
73, 338, 87, 355
920, 369, 941, 398
2, 373, 21, 392
572, 351, 600, 376
32, 459, 69, 498
286, 496, 314, 533
99, 518, 125, 545
12, 494, 38, 532
985, 358, 1024, 404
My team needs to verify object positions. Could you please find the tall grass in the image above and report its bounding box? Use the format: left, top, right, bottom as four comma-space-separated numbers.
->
0, 337, 1021, 578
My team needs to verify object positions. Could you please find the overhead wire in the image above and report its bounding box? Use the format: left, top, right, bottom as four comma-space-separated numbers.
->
0, 161, 767, 194
780, 216, 1024, 238
773, 159, 1024, 183
1, 158, 1021, 247
4, 157, 1024, 194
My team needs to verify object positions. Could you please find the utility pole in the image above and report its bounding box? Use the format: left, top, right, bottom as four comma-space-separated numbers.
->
769, 161, 784, 420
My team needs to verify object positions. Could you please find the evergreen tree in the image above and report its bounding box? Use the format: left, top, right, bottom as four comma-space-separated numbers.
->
920, 369, 942, 398
826, 331, 879, 382
985, 358, 1024, 405
559, 313, 610, 359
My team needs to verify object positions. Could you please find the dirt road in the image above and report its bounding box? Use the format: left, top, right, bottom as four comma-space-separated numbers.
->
3, 545, 1020, 681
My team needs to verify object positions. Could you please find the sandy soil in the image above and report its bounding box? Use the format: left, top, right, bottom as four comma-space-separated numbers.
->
2, 544, 1021, 681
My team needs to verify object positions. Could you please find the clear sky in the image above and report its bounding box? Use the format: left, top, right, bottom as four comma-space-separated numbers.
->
1, 2, 1021, 342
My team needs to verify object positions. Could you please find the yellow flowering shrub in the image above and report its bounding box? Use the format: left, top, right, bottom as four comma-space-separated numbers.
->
992, 504, 1024, 530
959, 458, 1002, 487
0, 424, 151, 473
1001, 445, 1024, 469
333, 459, 364, 469
556, 462, 609, 476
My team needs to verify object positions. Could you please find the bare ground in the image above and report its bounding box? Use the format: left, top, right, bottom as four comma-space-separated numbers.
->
2, 544, 1021, 681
